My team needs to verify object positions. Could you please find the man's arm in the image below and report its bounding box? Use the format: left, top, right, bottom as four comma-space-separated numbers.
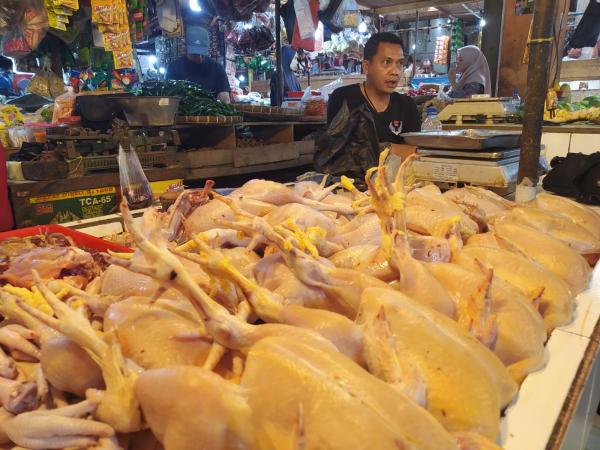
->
215, 64, 231, 104
217, 92, 231, 104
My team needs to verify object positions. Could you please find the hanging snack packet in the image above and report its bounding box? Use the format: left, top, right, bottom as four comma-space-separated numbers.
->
91, 0, 119, 24
113, 49, 134, 69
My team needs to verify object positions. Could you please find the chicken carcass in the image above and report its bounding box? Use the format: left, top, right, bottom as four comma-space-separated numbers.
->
469, 222, 591, 294
454, 246, 574, 331
426, 263, 546, 382
531, 193, 600, 240
357, 287, 517, 439
230, 179, 354, 215
243, 335, 460, 450
136, 366, 254, 450
0, 291, 104, 398
103, 296, 212, 370
406, 185, 480, 239
100, 265, 160, 298
365, 153, 456, 318
253, 253, 331, 309
491, 207, 600, 255
12, 275, 142, 433
137, 339, 460, 450
0, 247, 99, 289
443, 186, 513, 222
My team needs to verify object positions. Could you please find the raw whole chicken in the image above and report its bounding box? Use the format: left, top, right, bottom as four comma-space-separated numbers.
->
454, 246, 574, 332
491, 207, 600, 254
531, 193, 600, 239
1, 154, 598, 450
469, 222, 591, 294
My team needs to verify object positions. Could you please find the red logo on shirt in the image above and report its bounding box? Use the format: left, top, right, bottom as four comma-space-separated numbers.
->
389, 120, 403, 135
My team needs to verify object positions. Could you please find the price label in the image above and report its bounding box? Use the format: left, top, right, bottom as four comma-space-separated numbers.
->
432, 163, 458, 181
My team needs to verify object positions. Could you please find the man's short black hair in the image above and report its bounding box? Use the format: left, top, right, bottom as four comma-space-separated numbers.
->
0, 56, 13, 72
364, 32, 404, 61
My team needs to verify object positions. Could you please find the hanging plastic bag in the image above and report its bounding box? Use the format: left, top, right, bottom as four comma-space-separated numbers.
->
2, 28, 32, 59
27, 59, 66, 98
320, 77, 342, 102
292, 0, 319, 51
52, 87, 76, 123
118, 144, 154, 209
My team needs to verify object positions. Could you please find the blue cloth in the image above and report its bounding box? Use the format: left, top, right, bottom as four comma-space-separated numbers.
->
166, 57, 230, 94
450, 82, 485, 99
0, 73, 15, 97
270, 45, 301, 105
410, 75, 449, 89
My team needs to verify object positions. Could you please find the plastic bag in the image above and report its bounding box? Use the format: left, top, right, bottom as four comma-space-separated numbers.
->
52, 87, 76, 123
314, 101, 380, 179
118, 144, 154, 209
2, 28, 32, 59
8, 125, 32, 148
320, 77, 342, 102
27, 60, 66, 99
543, 152, 600, 205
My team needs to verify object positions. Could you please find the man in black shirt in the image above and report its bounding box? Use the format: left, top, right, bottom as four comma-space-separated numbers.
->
167, 26, 231, 103
327, 33, 420, 143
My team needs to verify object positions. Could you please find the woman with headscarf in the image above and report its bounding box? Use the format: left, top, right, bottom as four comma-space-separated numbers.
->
448, 45, 491, 98
270, 44, 302, 106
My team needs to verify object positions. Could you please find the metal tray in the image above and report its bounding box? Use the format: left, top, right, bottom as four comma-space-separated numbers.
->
402, 129, 522, 150
417, 147, 520, 160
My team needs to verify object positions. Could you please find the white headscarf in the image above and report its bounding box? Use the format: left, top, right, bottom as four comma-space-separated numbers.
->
456, 46, 491, 95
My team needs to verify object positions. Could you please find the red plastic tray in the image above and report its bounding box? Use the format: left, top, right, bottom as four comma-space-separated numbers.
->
0, 225, 132, 253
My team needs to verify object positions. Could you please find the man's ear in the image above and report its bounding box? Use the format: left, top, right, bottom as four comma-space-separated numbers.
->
363, 59, 370, 76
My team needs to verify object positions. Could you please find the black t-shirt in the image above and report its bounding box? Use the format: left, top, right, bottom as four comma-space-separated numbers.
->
327, 83, 421, 143
166, 56, 231, 94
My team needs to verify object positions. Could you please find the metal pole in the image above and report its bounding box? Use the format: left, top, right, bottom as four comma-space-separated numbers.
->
516, 0, 557, 203
412, 10, 420, 78
274, 0, 283, 107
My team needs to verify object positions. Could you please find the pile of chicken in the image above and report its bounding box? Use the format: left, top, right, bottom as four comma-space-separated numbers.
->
0, 150, 599, 450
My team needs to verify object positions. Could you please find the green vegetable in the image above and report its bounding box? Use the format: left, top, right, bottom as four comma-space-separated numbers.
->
138, 80, 239, 117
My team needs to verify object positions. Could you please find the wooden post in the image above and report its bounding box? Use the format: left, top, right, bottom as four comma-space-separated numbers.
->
481, 0, 504, 96
274, 0, 284, 107
516, 0, 557, 203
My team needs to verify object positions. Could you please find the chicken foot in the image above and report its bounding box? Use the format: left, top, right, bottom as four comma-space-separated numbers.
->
1, 399, 115, 450
113, 201, 337, 355
175, 238, 366, 365
14, 273, 142, 433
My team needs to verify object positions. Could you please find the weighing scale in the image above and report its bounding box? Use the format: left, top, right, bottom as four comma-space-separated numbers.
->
437, 97, 519, 124
401, 130, 547, 196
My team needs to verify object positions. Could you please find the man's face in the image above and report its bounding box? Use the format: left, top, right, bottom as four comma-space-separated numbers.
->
364, 42, 404, 94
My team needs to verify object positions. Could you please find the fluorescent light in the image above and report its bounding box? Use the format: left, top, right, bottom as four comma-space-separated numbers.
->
358, 21, 367, 33
427, 7, 438, 11
411, 44, 416, 50
148, 55, 158, 65
158, 67, 166, 74
480, 18, 486, 27
238, 74, 246, 82
189, 0, 202, 12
